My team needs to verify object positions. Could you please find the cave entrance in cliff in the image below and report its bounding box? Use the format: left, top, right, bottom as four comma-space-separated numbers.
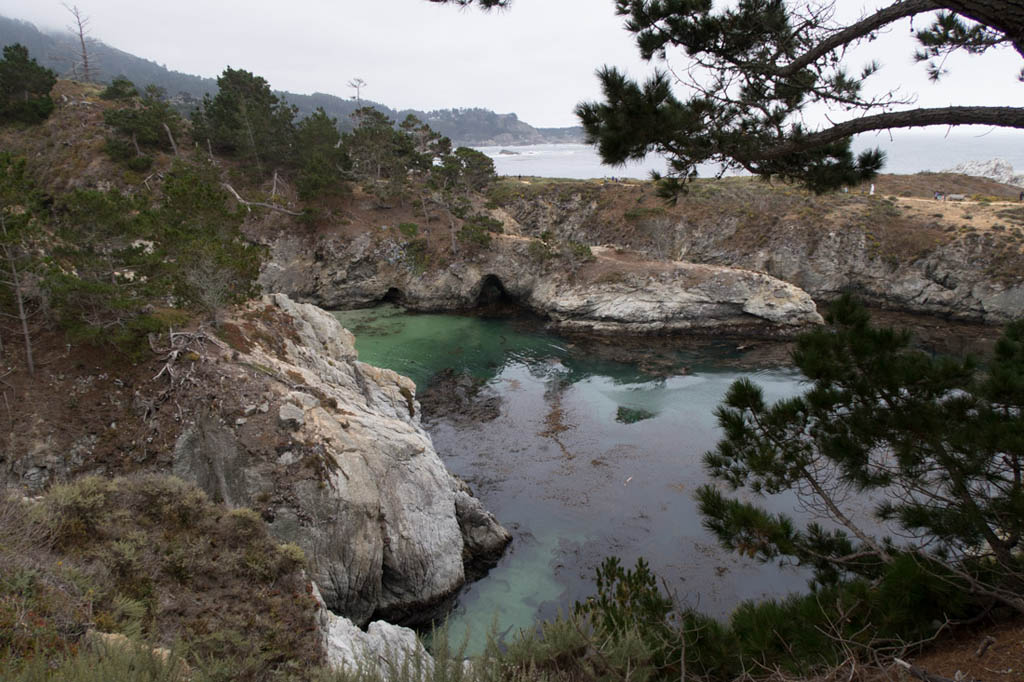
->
382, 287, 405, 304
474, 275, 518, 316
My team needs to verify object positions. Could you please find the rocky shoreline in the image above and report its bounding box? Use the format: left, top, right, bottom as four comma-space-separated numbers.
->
261, 232, 824, 337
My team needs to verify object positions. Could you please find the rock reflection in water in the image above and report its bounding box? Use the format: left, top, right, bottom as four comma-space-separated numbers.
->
331, 305, 809, 654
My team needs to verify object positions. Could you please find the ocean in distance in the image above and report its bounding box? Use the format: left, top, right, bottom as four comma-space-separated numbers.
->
477, 129, 1024, 180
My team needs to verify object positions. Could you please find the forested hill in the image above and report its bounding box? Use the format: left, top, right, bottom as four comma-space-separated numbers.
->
0, 14, 583, 146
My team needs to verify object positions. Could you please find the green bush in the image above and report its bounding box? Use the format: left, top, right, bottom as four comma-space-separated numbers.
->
404, 239, 431, 274
565, 240, 594, 262
527, 238, 553, 263
457, 222, 491, 248
398, 222, 419, 237
100, 77, 138, 101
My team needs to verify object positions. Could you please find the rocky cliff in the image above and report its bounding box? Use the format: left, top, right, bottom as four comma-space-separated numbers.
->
481, 180, 1024, 324
173, 294, 511, 626
261, 231, 823, 336
1, 293, 511, 629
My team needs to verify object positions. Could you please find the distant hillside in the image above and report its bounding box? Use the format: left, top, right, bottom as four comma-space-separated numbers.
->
0, 14, 584, 146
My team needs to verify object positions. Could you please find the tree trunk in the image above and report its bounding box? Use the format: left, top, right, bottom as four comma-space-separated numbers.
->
163, 122, 178, 156
1, 217, 33, 376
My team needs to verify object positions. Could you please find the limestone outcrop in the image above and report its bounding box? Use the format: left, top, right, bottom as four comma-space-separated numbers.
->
172, 294, 511, 626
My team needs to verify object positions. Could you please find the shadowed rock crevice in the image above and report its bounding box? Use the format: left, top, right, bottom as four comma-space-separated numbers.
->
381, 287, 404, 304
473, 274, 523, 316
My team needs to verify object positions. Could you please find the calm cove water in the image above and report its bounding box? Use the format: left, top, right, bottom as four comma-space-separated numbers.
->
332, 306, 814, 652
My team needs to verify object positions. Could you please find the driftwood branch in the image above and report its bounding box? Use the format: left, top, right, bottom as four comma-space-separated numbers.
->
222, 183, 303, 216
894, 658, 957, 682
149, 329, 225, 384
976, 635, 996, 659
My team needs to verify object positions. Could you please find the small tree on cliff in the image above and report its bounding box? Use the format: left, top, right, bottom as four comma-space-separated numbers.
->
430, 146, 497, 254
697, 296, 1024, 616
0, 154, 45, 374
192, 67, 297, 177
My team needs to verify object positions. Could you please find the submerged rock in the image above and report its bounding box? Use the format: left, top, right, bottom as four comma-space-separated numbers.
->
616, 406, 656, 424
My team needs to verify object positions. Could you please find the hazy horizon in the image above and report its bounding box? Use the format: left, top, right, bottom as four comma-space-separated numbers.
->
3, 1, 1023, 130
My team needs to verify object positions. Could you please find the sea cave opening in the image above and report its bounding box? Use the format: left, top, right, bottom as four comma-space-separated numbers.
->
381, 287, 405, 304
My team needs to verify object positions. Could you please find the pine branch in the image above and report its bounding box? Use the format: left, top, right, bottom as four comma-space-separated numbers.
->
748, 105, 1024, 163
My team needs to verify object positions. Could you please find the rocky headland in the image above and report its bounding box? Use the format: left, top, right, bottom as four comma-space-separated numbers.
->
943, 158, 1024, 188
259, 174, 1024, 329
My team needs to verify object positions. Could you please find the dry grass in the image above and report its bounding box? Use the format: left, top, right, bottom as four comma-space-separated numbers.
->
0, 475, 323, 680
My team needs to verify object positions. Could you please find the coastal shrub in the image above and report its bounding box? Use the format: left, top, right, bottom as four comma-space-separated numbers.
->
404, 239, 430, 274
457, 221, 491, 248
527, 238, 553, 263
624, 206, 667, 221
565, 240, 594, 263
466, 213, 504, 234
0, 638, 190, 682
100, 76, 138, 100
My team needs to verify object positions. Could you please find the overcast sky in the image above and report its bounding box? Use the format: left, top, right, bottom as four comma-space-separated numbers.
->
4, 0, 1023, 130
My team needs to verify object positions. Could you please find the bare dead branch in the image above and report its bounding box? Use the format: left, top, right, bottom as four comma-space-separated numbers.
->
222, 183, 303, 216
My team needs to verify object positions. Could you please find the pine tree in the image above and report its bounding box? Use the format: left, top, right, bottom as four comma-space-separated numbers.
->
575, 1, 1024, 194
294, 107, 349, 200
192, 68, 297, 176
697, 296, 1024, 615
432, 0, 1024, 193
0, 44, 57, 125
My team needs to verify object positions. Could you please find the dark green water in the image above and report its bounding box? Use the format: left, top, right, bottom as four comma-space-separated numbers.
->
333, 305, 810, 652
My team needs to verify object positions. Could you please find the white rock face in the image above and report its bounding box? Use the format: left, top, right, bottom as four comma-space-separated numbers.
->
172, 294, 511, 626
943, 158, 1024, 187
313, 582, 435, 680
532, 260, 822, 334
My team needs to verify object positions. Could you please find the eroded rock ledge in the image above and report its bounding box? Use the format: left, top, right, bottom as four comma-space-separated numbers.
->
172, 294, 511, 626
262, 233, 823, 335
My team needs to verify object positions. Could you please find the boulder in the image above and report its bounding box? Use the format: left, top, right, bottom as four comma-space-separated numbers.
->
313, 582, 435, 680
172, 294, 511, 626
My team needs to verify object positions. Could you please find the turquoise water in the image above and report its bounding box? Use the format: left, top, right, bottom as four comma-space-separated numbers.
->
333, 306, 810, 653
